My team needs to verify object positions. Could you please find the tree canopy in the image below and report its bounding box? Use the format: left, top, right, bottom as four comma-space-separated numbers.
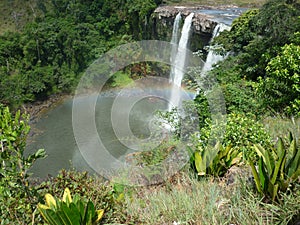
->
0, 0, 161, 107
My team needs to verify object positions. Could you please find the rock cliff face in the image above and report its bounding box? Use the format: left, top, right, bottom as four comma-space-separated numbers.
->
153, 6, 218, 35
152, 6, 221, 51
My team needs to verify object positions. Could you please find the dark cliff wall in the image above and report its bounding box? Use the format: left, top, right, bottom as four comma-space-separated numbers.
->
152, 6, 218, 51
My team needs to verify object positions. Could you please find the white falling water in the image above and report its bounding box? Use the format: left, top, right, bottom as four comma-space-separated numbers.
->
169, 13, 194, 111
201, 23, 230, 75
169, 13, 182, 83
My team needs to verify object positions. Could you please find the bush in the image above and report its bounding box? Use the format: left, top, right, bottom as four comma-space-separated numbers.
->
258, 43, 300, 116
0, 105, 46, 224
192, 142, 242, 177
188, 112, 272, 177
38, 187, 104, 225
37, 169, 128, 224
195, 113, 272, 157
248, 133, 300, 202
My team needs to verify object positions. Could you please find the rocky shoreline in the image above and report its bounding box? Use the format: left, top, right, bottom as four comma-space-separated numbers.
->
22, 93, 72, 123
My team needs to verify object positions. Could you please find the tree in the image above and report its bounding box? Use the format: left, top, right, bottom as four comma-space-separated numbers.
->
214, 0, 300, 80
258, 43, 300, 115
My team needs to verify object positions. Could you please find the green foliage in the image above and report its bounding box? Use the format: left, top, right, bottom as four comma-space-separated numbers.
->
258, 43, 300, 115
125, 0, 157, 39
213, 9, 259, 53
193, 142, 242, 177
38, 169, 128, 224
0, 105, 46, 224
130, 139, 180, 167
195, 113, 272, 158
209, 0, 300, 116
191, 90, 210, 127
110, 71, 133, 88
188, 112, 272, 177
248, 133, 300, 202
0, 0, 160, 107
38, 187, 104, 225
209, 56, 263, 115
215, 0, 300, 80
255, 0, 300, 45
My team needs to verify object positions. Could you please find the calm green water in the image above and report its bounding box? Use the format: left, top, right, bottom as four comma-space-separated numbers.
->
26, 78, 194, 177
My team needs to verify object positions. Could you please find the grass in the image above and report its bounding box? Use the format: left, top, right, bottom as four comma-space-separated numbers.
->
124, 170, 300, 224
263, 116, 300, 142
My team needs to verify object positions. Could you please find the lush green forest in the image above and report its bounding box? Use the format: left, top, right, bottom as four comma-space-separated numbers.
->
211, 0, 300, 116
1, 0, 300, 224
0, 0, 161, 107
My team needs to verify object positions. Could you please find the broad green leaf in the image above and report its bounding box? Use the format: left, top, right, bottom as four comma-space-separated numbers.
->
287, 139, 300, 177
272, 183, 279, 202
254, 144, 273, 175
75, 199, 85, 219
249, 160, 263, 194
83, 201, 95, 224
60, 202, 81, 225
56, 209, 72, 225
38, 204, 51, 223
40, 208, 64, 225
195, 151, 206, 176
258, 157, 267, 191
271, 138, 286, 185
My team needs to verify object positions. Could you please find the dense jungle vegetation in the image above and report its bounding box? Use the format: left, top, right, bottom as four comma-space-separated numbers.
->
1, 0, 300, 224
0, 0, 161, 107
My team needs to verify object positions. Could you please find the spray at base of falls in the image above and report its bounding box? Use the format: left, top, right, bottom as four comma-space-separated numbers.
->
169, 13, 194, 111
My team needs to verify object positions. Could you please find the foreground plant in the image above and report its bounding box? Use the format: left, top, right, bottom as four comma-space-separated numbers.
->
0, 105, 46, 223
193, 142, 242, 177
248, 133, 300, 202
38, 188, 104, 225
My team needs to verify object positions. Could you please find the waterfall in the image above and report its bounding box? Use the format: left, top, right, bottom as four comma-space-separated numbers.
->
169, 13, 194, 111
169, 13, 182, 83
201, 23, 230, 75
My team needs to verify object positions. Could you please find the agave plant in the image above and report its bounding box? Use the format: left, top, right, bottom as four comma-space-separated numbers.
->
38, 188, 104, 225
249, 133, 300, 202
193, 142, 242, 177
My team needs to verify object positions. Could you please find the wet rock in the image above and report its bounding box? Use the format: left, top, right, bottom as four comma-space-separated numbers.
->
153, 5, 218, 35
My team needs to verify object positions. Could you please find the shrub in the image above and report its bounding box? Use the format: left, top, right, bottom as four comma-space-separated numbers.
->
258, 43, 300, 116
37, 169, 128, 224
0, 105, 46, 224
248, 133, 300, 202
192, 142, 242, 177
195, 112, 272, 158
38, 187, 104, 225
189, 112, 272, 177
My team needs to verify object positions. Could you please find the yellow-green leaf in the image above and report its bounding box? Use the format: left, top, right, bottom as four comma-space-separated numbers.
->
45, 193, 57, 209
63, 188, 72, 204
95, 209, 104, 223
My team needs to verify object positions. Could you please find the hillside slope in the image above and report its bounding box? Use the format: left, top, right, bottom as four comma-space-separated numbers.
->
0, 0, 46, 34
